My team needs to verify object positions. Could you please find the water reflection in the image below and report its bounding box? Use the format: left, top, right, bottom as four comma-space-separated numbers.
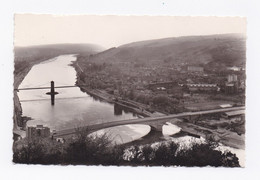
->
18, 55, 138, 131
114, 104, 123, 116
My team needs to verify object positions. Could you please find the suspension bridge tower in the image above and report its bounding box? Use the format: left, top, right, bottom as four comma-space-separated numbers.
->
46, 81, 59, 105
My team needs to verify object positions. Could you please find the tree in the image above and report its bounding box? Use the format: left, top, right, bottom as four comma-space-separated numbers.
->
175, 142, 240, 167
13, 138, 50, 164
64, 128, 113, 165
152, 94, 169, 106
13, 130, 240, 167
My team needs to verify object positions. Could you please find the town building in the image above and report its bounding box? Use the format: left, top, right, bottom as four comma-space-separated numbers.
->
187, 83, 218, 92
219, 104, 233, 108
227, 74, 238, 82
225, 83, 238, 94
225, 74, 239, 94
222, 110, 245, 122
26, 125, 50, 140
227, 66, 241, 71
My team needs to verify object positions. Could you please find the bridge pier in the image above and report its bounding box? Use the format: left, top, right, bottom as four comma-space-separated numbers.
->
187, 114, 201, 124
150, 125, 163, 132
148, 121, 165, 132
52, 107, 245, 138
46, 81, 59, 105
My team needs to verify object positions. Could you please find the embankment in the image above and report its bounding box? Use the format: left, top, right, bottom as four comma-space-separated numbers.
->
76, 80, 152, 117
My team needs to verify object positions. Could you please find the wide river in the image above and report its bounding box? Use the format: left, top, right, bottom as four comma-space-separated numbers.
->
18, 55, 151, 143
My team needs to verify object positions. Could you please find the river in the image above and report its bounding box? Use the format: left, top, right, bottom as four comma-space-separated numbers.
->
18, 55, 151, 143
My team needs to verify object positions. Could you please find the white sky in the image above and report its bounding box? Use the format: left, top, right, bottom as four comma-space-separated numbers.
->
14, 15, 246, 48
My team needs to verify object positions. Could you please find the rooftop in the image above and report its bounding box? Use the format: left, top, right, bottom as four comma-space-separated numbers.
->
187, 83, 217, 87
220, 104, 233, 108
224, 110, 245, 116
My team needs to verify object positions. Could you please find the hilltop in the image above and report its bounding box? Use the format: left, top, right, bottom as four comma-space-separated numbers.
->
87, 34, 246, 68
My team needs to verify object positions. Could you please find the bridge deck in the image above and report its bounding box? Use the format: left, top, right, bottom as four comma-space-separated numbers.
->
54, 106, 245, 137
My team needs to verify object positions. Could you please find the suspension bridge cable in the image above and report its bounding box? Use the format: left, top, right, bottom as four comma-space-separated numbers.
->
20, 96, 90, 102
20, 82, 50, 89
15, 84, 89, 91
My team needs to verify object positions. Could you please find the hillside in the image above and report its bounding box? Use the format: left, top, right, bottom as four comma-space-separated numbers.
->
88, 34, 246, 68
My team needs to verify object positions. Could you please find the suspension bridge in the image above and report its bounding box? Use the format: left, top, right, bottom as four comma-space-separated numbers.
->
14, 81, 87, 105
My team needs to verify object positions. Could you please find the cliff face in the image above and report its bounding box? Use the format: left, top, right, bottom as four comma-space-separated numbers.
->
13, 64, 33, 130
13, 92, 22, 128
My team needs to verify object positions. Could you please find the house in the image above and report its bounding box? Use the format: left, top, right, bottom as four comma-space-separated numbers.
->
26, 125, 50, 140
56, 137, 65, 143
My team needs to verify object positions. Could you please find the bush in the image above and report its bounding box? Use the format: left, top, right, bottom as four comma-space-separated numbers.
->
121, 141, 239, 167
13, 130, 240, 167
175, 142, 239, 167
13, 138, 64, 164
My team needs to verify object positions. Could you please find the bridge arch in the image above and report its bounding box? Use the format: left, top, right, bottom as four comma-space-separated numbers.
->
53, 106, 245, 138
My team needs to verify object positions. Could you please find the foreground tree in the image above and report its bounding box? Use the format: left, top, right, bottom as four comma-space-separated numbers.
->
121, 141, 240, 167
13, 130, 240, 167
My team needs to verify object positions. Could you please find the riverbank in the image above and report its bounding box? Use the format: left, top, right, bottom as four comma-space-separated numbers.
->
13, 64, 34, 133
13, 57, 59, 136
72, 61, 163, 118
76, 81, 153, 117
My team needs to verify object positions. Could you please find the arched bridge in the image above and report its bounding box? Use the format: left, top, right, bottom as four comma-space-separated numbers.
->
53, 106, 245, 138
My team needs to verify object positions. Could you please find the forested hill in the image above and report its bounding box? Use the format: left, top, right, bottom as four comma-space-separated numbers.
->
14, 43, 104, 62
88, 34, 246, 68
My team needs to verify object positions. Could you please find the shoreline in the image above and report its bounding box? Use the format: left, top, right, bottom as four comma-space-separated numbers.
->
13, 57, 59, 137
72, 60, 165, 118
77, 82, 153, 117
72, 60, 159, 118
